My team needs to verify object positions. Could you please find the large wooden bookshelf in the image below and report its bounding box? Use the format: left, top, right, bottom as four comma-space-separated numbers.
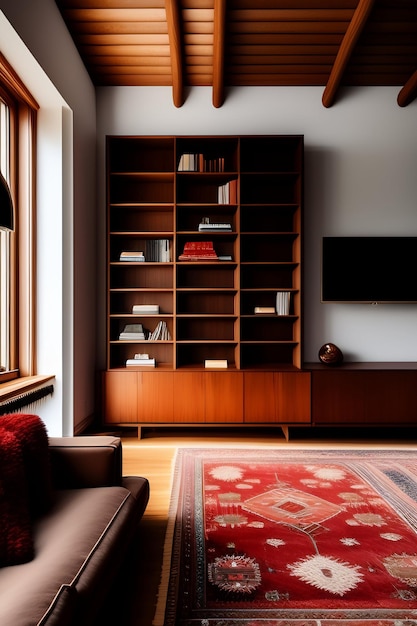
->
103, 135, 309, 430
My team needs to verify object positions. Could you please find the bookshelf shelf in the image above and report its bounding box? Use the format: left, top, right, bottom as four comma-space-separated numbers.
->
103, 135, 307, 427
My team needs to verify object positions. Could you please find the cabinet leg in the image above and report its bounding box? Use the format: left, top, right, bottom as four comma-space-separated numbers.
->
281, 425, 290, 441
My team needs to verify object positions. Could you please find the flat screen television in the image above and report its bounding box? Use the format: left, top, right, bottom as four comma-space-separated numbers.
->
321, 236, 417, 303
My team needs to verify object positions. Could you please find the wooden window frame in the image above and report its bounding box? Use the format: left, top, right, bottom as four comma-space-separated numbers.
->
0, 53, 39, 388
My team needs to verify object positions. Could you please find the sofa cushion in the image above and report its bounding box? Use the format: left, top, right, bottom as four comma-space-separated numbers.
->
0, 413, 52, 516
0, 428, 34, 566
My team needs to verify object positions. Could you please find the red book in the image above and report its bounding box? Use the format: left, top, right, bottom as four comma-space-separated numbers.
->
178, 241, 218, 261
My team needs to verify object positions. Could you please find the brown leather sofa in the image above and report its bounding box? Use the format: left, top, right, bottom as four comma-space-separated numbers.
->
0, 434, 149, 626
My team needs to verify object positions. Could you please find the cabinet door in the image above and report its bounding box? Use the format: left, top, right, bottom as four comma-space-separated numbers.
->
103, 371, 138, 423
312, 371, 363, 425
244, 372, 310, 423
173, 372, 205, 422
312, 370, 417, 425
205, 372, 243, 423
276, 372, 310, 423
137, 371, 174, 422
244, 372, 277, 422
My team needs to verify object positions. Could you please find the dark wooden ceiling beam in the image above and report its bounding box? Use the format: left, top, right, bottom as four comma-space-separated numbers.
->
212, 0, 226, 107
165, 0, 184, 107
322, 0, 377, 108
397, 69, 417, 106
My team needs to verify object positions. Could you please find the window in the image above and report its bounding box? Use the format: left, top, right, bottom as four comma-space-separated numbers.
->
0, 95, 13, 376
0, 53, 38, 385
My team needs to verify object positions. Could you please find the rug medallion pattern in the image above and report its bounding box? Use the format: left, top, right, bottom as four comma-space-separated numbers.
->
159, 448, 417, 626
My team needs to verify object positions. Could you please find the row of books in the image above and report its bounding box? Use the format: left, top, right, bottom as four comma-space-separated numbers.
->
218, 180, 237, 204
178, 153, 226, 172
145, 239, 170, 262
276, 291, 291, 316
119, 239, 170, 263
148, 321, 171, 341
119, 320, 171, 341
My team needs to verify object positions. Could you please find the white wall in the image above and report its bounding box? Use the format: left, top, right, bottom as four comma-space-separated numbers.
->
97, 85, 417, 364
0, 2, 96, 435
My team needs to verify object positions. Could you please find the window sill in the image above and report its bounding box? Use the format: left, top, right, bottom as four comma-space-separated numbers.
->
0, 374, 55, 402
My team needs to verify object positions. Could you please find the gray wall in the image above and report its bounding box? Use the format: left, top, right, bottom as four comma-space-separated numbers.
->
97, 85, 417, 364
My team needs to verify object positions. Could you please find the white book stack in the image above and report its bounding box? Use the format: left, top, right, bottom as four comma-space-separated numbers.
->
132, 304, 160, 315
276, 291, 291, 316
126, 353, 156, 367
120, 251, 144, 262
198, 222, 232, 232
119, 324, 146, 340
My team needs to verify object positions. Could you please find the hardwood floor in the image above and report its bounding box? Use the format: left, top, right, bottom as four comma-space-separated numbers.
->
111, 426, 417, 626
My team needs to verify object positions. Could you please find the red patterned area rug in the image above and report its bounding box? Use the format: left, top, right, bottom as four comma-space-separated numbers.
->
154, 448, 417, 626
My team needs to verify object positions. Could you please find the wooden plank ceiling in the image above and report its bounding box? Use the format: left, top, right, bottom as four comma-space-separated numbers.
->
55, 0, 417, 108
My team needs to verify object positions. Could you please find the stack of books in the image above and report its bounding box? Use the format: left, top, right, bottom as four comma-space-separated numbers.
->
254, 306, 276, 315
204, 359, 228, 368
198, 222, 232, 232
149, 321, 171, 341
178, 241, 218, 261
119, 324, 146, 340
126, 353, 156, 367
132, 304, 160, 315
119, 251, 144, 262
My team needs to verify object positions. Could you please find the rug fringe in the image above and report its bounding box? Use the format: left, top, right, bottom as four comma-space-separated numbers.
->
152, 447, 182, 626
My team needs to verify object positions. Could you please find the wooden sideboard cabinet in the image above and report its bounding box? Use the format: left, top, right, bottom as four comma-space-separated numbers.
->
102, 369, 311, 428
310, 363, 417, 426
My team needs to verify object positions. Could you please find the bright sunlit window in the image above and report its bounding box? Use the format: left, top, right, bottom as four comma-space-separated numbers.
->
0, 92, 15, 378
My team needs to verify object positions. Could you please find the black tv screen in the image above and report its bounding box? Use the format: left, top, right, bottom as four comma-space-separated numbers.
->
321, 237, 417, 303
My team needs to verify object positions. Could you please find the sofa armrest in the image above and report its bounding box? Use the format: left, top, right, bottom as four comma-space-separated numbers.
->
48, 436, 123, 488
